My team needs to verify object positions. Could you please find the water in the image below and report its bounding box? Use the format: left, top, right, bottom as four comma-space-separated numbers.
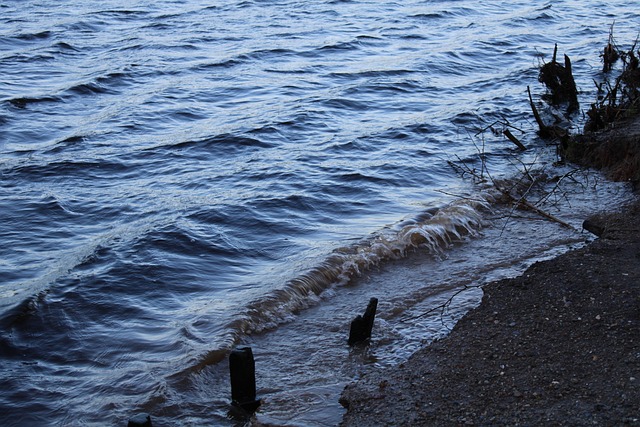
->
0, 1, 638, 425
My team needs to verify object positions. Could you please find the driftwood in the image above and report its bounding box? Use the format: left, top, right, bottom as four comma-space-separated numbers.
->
496, 185, 574, 230
503, 128, 526, 150
527, 85, 547, 135
603, 42, 619, 73
583, 218, 606, 237
475, 119, 527, 151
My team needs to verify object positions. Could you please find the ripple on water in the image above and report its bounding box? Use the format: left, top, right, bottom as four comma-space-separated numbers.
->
0, 0, 638, 425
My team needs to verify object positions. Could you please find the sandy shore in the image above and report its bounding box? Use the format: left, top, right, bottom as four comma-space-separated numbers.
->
339, 199, 640, 426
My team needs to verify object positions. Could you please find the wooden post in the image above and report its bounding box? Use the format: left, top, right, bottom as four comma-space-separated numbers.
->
127, 413, 152, 427
229, 346, 261, 413
348, 298, 378, 346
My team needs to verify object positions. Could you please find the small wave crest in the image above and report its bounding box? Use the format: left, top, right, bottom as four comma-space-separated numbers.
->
165, 133, 273, 155
3, 70, 130, 110
250, 198, 488, 331
187, 197, 490, 372
5, 95, 62, 109
2, 158, 130, 180
13, 30, 52, 41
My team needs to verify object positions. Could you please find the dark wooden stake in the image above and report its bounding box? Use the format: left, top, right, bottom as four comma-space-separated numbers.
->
348, 297, 378, 346
229, 346, 261, 413
127, 413, 152, 427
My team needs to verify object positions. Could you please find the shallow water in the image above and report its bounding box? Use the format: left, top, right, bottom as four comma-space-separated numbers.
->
0, 1, 638, 425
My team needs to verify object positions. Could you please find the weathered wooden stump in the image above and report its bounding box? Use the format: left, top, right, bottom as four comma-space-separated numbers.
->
127, 413, 152, 427
538, 44, 579, 114
229, 346, 261, 413
348, 297, 378, 346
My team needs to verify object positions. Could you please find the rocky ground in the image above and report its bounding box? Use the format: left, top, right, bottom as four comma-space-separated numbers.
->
340, 200, 640, 426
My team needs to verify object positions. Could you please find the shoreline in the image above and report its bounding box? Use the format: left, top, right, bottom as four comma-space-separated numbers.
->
339, 54, 640, 425
339, 198, 640, 426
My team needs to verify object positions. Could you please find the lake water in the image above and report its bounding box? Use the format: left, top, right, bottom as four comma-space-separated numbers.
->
1, 1, 638, 425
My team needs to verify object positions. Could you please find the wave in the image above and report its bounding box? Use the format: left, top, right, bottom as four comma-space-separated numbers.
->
319, 97, 370, 111
13, 30, 52, 41
5, 95, 62, 109
65, 80, 116, 96
192, 47, 296, 71
93, 9, 149, 17
184, 197, 490, 373
61, 68, 137, 97
329, 69, 417, 79
318, 41, 360, 52
0, 211, 175, 334
0, 243, 104, 333
52, 41, 79, 52
2, 158, 130, 180
4, 69, 132, 110
192, 58, 243, 70
410, 12, 453, 20
165, 133, 274, 154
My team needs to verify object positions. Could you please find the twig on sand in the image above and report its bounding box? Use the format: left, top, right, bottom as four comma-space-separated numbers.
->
405, 283, 481, 323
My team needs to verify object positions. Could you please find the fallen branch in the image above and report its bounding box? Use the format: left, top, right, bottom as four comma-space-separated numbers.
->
527, 85, 549, 136
496, 185, 574, 230
405, 283, 481, 323
527, 85, 570, 141
503, 128, 526, 150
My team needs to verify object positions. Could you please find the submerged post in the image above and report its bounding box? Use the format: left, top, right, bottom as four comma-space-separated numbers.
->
348, 297, 378, 346
229, 346, 261, 413
127, 413, 152, 427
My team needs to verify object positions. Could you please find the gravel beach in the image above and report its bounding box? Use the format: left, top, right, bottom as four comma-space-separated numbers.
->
340, 198, 640, 426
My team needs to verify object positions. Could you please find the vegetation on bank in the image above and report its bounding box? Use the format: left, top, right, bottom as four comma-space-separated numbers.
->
536, 29, 640, 187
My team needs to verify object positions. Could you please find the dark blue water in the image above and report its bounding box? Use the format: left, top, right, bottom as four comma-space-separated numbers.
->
1, 1, 638, 425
